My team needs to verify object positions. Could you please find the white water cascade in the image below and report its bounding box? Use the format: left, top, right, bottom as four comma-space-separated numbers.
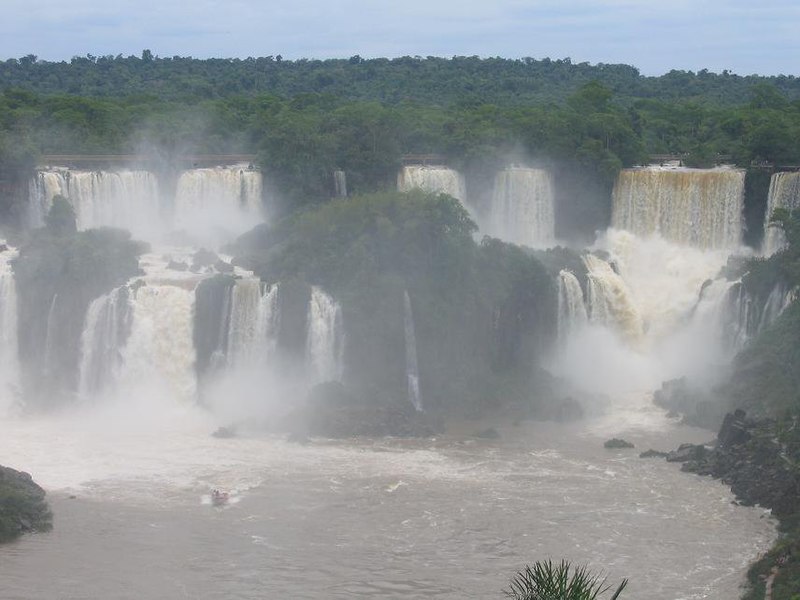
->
397, 165, 467, 203
762, 172, 800, 256
173, 166, 263, 245
0, 248, 20, 412
612, 167, 744, 250
116, 281, 197, 404
226, 279, 280, 367
28, 169, 161, 237
583, 253, 645, 344
305, 287, 344, 383
333, 170, 347, 198
489, 167, 555, 248
557, 270, 588, 342
78, 286, 131, 397
403, 290, 422, 412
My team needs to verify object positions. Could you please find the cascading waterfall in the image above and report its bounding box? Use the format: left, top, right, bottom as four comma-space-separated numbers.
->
612, 167, 744, 249
557, 270, 588, 342
582, 253, 644, 343
115, 282, 198, 404
226, 279, 279, 367
28, 169, 161, 237
173, 166, 263, 243
333, 170, 347, 198
403, 290, 423, 412
305, 286, 344, 383
0, 248, 20, 410
78, 286, 132, 397
489, 167, 555, 248
397, 165, 467, 202
762, 172, 800, 256
43, 293, 59, 377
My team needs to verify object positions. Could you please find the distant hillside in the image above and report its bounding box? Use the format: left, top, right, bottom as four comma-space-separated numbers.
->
2, 53, 800, 106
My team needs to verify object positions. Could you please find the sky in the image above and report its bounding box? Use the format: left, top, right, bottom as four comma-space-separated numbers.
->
1, 0, 799, 76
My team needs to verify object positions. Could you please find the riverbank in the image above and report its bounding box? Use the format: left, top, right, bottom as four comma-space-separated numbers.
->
0, 465, 52, 543
662, 411, 799, 599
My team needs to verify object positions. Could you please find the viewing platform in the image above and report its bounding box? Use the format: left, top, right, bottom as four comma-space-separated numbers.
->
37, 154, 258, 169
401, 154, 448, 166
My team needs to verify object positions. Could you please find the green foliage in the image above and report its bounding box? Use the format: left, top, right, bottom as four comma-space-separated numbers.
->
12, 202, 146, 405
233, 190, 554, 412
0, 466, 52, 543
43, 195, 76, 236
505, 560, 628, 600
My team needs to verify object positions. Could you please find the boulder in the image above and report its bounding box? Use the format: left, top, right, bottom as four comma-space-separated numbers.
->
604, 438, 635, 449
0, 465, 52, 543
639, 449, 669, 458
666, 443, 708, 462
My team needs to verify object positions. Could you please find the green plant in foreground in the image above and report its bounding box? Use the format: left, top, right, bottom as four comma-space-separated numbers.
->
505, 560, 628, 600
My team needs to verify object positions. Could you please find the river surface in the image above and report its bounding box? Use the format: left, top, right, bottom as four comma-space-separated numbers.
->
0, 397, 775, 600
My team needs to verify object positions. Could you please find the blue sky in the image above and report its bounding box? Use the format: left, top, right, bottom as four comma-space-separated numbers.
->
2, 0, 799, 76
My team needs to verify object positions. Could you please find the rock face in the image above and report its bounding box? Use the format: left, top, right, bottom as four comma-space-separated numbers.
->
653, 377, 726, 430
0, 465, 52, 543
286, 382, 443, 439
673, 411, 799, 518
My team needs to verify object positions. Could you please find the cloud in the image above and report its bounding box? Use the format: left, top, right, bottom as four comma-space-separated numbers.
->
0, 0, 798, 75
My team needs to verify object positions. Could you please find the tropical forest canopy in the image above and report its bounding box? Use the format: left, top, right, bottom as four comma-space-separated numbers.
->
0, 53, 799, 220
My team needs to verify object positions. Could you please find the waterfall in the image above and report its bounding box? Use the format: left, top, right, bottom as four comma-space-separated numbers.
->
762, 172, 800, 256
227, 279, 279, 367
173, 166, 263, 243
557, 270, 588, 342
489, 167, 555, 248
305, 286, 344, 383
28, 169, 161, 237
397, 165, 467, 202
333, 170, 347, 198
583, 254, 644, 343
612, 167, 744, 249
115, 283, 197, 404
403, 290, 423, 412
43, 293, 59, 376
0, 249, 20, 410
78, 286, 132, 397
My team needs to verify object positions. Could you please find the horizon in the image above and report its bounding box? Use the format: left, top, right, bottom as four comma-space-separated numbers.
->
3, 51, 799, 80
2, 0, 799, 78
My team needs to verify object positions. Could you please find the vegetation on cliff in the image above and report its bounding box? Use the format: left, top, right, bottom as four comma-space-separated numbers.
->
12, 197, 145, 405
0, 465, 51, 543
233, 189, 555, 415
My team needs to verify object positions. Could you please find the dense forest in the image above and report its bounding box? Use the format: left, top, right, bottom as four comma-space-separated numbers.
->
1, 53, 800, 235
3, 53, 800, 106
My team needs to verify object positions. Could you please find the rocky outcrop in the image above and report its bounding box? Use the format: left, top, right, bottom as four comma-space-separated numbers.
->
673, 412, 799, 517
604, 438, 634, 449
653, 377, 727, 430
0, 465, 52, 543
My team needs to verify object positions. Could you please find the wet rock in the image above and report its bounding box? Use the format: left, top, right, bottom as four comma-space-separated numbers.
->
604, 438, 635, 449
717, 409, 751, 449
191, 248, 219, 271
0, 465, 52, 543
666, 443, 708, 462
639, 449, 669, 458
212, 426, 237, 439
214, 259, 234, 273
167, 259, 189, 271
474, 427, 501, 439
